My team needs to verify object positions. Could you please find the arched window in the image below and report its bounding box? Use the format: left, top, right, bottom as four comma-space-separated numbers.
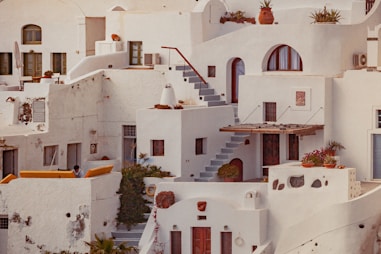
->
267, 45, 302, 71
23, 25, 42, 45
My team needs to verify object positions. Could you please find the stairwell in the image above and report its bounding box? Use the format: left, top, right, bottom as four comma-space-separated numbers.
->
112, 208, 152, 251
194, 132, 249, 182
174, 65, 226, 107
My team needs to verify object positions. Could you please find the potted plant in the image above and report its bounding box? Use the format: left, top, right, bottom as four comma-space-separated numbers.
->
323, 155, 337, 168
325, 140, 345, 156
258, 0, 274, 24
301, 149, 325, 167
220, 11, 256, 24
217, 163, 239, 182
310, 6, 342, 24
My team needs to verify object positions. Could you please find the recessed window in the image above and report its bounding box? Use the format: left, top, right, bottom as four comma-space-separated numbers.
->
0, 216, 8, 229
23, 24, 42, 45
32, 100, 45, 122
208, 66, 216, 77
264, 102, 276, 122
268, 45, 302, 71
44, 145, 58, 166
129, 41, 143, 65
0, 53, 12, 75
52, 53, 67, 75
152, 140, 164, 156
195, 138, 206, 155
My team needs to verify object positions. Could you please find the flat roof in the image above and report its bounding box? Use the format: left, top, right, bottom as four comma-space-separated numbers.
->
220, 123, 324, 136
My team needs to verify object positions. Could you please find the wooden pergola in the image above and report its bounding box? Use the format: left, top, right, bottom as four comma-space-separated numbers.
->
220, 123, 324, 136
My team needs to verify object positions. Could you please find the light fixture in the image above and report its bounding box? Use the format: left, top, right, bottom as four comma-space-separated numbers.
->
224, 225, 229, 230
172, 225, 178, 230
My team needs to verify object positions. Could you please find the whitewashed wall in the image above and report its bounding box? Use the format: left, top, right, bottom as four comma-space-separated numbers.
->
4, 172, 121, 254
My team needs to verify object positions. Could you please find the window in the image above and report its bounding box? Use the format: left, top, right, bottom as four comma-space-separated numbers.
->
123, 125, 136, 166
0, 216, 8, 229
221, 232, 232, 254
264, 102, 276, 122
44, 145, 58, 166
0, 53, 12, 75
23, 52, 42, 77
23, 24, 42, 45
152, 140, 164, 156
52, 53, 67, 75
208, 66, 216, 77
288, 134, 299, 160
170, 231, 182, 254
195, 138, 206, 155
129, 41, 143, 65
32, 100, 45, 122
268, 45, 302, 71
377, 110, 381, 128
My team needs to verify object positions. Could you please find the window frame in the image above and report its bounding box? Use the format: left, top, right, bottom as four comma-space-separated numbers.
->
52, 53, 67, 75
267, 45, 303, 71
152, 140, 164, 156
195, 138, 206, 155
0, 53, 12, 75
264, 102, 277, 122
23, 24, 42, 45
43, 145, 58, 166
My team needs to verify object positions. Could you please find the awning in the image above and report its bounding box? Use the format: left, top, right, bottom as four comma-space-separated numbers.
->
220, 123, 324, 136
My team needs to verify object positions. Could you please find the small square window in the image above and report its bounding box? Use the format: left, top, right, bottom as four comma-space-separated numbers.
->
195, 138, 206, 155
208, 66, 216, 78
152, 140, 164, 156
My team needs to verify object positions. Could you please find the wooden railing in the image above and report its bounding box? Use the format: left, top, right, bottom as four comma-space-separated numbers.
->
161, 46, 207, 85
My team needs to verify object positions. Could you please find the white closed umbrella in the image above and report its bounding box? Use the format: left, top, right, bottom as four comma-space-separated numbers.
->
14, 41, 23, 90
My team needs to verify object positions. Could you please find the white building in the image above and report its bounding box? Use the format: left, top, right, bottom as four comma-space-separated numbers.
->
1, 0, 381, 252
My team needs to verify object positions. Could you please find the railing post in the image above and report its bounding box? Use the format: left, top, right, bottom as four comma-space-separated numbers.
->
161, 46, 207, 85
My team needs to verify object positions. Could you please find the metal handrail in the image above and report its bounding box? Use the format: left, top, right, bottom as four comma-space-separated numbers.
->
161, 46, 207, 85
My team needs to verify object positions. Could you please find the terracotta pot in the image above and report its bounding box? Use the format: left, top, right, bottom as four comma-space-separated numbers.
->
258, 7, 274, 24
302, 162, 314, 168
224, 177, 236, 182
324, 163, 336, 169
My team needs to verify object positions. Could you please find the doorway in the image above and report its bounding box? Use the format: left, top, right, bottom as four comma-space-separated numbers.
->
373, 134, 381, 179
192, 227, 211, 254
262, 134, 280, 176
67, 143, 81, 170
2, 149, 18, 178
229, 158, 243, 182
231, 58, 245, 103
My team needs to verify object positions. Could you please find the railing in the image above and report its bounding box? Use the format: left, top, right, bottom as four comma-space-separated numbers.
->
161, 46, 207, 85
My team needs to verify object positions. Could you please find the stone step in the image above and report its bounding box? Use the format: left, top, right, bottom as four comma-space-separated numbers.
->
221, 147, 234, 153
175, 65, 192, 71
226, 142, 240, 148
200, 171, 216, 177
205, 165, 219, 172
112, 229, 144, 239
207, 100, 226, 106
202, 94, 220, 101
210, 159, 224, 166
199, 88, 215, 95
216, 153, 229, 160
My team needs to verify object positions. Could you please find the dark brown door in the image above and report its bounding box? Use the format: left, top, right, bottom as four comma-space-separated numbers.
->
231, 58, 244, 103
263, 134, 280, 175
192, 227, 211, 254
230, 158, 243, 182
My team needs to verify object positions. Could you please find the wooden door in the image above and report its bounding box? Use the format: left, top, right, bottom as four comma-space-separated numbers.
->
263, 134, 279, 175
231, 58, 244, 103
230, 158, 243, 182
192, 227, 211, 254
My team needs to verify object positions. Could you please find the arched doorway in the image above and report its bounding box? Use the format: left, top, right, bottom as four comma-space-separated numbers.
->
230, 158, 243, 182
231, 58, 245, 103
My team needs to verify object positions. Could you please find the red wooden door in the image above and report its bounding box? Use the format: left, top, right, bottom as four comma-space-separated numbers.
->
230, 158, 243, 182
192, 227, 211, 254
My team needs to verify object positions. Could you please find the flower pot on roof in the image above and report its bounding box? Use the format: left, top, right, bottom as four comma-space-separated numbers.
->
220, 11, 256, 24
258, 0, 274, 24
325, 140, 345, 156
310, 6, 342, 24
